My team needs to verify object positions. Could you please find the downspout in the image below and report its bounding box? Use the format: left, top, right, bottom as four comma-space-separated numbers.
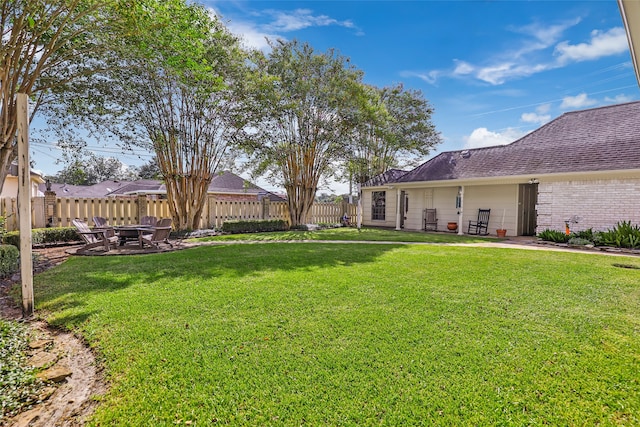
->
457, 185, 464, 236
395, 188, 402, 230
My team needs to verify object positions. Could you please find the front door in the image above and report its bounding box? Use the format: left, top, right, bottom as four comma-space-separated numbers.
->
517, 184, 538, 236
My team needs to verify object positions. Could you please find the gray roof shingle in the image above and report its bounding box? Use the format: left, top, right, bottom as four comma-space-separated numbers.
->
396, 101, 640, 184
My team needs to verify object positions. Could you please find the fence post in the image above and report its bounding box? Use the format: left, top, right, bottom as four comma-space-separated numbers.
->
262, 197, 270, 219
137, 193, 147, 223
44, 185, 57, 227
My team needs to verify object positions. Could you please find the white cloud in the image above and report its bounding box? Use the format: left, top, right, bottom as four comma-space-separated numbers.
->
411, 19, 627, 86
225, 21, 281, 51
476, 62, 549, 85
520, 104, 552, 124
209, 6, 360, 51
560, 93, 597, 109
400, 70, 440, 85
514, 18, 581, 46
555, 27, 628, 63
453, 60, 474, 76
604, 94, 635, 104
264, 9, 356, 32
521, 112, 551, 125
464, 127, 527, 149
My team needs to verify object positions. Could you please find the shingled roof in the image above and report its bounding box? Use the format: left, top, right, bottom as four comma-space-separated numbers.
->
395, 101, 640, 184
41, 171, 285, 201
362, 169, 408, 187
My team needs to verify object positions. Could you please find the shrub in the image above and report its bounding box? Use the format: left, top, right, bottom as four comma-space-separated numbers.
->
537, 229, 569, 243
599, 221, 640, 249
567, 237, 592, 246
221, 219, 288, 234
0, 245, 19, 278
3, 227, 81, 248
573, 228, 595, 242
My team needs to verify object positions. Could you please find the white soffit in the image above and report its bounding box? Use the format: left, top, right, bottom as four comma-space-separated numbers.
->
619, 0, 640, 87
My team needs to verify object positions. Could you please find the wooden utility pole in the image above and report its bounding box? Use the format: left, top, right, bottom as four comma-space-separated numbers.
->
17, 93, 34, 318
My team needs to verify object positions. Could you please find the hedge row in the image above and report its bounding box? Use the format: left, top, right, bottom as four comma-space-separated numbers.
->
3, 227, 81, 248
221, 219, 288, 234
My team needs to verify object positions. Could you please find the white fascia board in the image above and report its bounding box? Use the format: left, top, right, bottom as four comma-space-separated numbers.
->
619, 0, 640, 87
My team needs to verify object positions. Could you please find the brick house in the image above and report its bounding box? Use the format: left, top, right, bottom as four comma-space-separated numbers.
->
361, 101, 640, 236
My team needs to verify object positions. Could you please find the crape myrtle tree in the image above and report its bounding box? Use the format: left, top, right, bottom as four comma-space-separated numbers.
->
243, 40, 363, 227
0, 0, 124, 193
55, 0, 248, 230
346, 83, 441, 187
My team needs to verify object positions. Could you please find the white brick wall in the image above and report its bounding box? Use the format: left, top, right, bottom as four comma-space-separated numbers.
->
536, 178, 640, 233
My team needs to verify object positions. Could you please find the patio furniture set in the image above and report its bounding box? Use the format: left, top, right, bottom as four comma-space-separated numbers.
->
72, 216, 173, 253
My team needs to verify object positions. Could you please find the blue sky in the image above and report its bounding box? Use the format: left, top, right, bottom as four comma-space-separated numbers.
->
31, 0, 638, 194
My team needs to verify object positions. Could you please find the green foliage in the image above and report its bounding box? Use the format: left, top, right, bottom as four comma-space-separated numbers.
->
567, 237, 592, 246
572, 228, 595, 241
3, 227, 80, 248
221, 219, 288, 234
0, 245, 19, 278
0, 319, 44, 420
50, 154, 138, 185
599, 221, 640, 248
0, 216, 6, 242
537, 228, 569, 243
244, 40, 364, 226
347, 83, 441, 185
538, 223, 640, 249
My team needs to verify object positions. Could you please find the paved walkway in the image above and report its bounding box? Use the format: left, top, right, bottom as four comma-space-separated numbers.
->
55, 234, 640, 259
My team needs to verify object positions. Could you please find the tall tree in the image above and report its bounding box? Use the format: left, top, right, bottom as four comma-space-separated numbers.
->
347, 83, 441, 186
49, 153, 136, 185
55, 0, 249, 230
244, 40, 362, 226
0, 0, 122, 192
136, 157, 162, 180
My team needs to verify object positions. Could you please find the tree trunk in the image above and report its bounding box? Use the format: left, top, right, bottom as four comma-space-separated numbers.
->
164, 174, 210, 231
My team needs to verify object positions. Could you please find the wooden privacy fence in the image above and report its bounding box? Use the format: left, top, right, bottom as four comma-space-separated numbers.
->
1, 195, 357, 231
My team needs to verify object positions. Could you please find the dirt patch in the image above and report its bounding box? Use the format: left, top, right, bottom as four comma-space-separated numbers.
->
1, 245, 107, 427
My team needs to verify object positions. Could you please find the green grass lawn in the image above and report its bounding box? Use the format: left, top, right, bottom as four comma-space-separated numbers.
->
33, 243, 639, 426
195, 226, 497, 243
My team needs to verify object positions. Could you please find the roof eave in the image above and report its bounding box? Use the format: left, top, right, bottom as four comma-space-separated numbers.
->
619, 0, 640, 87
387, 168, 640, 188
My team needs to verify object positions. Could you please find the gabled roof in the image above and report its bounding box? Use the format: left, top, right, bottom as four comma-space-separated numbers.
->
397, 101, 640, 183
362, 169, 407, 187
39, 171, 285, 201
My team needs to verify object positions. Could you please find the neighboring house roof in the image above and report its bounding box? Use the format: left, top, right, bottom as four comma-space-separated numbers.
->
39, 171, 286, 201
6, 163, 46, 183
103, 180, 164, 196
394, 101, 640, 184
207, 171, 285, 201
363, 169, 408, 187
